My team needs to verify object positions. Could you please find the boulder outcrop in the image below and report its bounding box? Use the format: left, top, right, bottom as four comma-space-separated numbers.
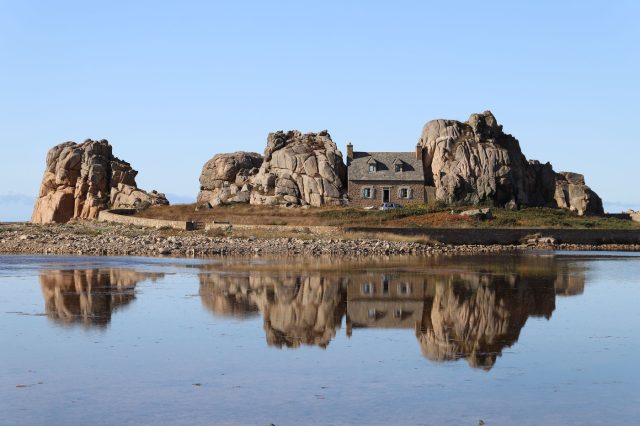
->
32, 139, 168, 224
418, 111, 603, 215
250, 130, 347, 207
197, 131, 348, 208
553, 172, 603, 216
196, 151, 263, 207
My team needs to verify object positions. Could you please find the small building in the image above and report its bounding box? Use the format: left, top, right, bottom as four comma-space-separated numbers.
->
346, 143, 428, 208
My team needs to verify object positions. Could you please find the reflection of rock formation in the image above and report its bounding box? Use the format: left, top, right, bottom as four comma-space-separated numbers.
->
198, 255, 587, 369
416, 273, 556, 370
40, 269, 164, 327
199, 274, 259, 319
413, 256, 585, 370
199, 273, 346, 348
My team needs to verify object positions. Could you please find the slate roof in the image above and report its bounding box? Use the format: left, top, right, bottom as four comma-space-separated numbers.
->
348, 151, 424, 182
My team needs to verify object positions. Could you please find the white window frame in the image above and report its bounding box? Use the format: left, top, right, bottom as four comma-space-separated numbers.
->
398, 283, 411, 295
398, 187, 412, 199
362, 187, 375, 199
368, 164, 376, 172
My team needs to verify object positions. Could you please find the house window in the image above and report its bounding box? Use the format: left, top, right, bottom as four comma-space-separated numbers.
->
393, 308, 403, 318
362, 282, 372, 295
368, 164, 376, 172
395, 164, 402, 172
368, 309, 377, 319
363, 188, 372, 198
400, 188, 409, 198
382, 278, 389, 295
399, 283, 411, 295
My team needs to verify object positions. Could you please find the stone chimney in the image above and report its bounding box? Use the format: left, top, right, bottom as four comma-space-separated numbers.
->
416, 144, 423, 161
346, 143, 353, 163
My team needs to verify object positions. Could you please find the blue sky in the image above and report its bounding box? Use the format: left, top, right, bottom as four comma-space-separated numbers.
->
1, 0, 638, 220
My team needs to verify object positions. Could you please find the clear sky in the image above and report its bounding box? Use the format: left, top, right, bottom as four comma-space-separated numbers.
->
1, 0, 638, 220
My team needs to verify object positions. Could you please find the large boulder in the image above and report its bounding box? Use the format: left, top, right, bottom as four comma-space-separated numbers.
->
32, 139, 168, 223
196, 151, 263, 206
418, 111, 603, 215
250, 130, 347, 206
553, 172, 603, 216
110, 183, 169, 210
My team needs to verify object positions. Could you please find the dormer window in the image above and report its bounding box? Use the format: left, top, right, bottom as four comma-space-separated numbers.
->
367, 157, 377, 172
393, 158, 403, 172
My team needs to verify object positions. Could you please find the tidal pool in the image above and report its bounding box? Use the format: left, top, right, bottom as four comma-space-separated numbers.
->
1, 253, 639, 425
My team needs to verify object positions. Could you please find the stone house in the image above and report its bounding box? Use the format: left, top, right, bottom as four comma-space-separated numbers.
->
346, 143, 432, 208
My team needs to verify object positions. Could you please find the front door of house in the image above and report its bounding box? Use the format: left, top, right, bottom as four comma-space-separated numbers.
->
382, 188, 390, 203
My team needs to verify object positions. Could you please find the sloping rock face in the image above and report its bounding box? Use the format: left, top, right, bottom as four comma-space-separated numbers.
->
196, 152, 263, 206
418, 111, 603, 215
32, 139, 168, 224
250, 130, 347, 206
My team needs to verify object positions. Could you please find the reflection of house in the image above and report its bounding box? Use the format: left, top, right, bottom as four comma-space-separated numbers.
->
197, 256, 587, 370
346, 276, 432, 334
346, 143, 432, 208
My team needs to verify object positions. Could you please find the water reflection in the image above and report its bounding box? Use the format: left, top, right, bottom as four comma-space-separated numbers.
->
200, 273, 346, 347
39, 269, 165, 328
198, 255, 586, 369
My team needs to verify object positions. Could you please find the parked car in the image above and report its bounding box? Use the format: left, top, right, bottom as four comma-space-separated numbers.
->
380, 202, 402, 210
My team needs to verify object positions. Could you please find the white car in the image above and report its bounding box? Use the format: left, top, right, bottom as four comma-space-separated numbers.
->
380, 202, 402, 211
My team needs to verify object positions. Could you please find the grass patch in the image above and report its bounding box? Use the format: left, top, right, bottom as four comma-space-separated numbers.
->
133, 203, 640, 230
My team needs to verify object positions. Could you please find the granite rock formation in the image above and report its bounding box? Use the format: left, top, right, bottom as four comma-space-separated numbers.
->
197, 130, 347, 208
196, 151, 263, 207
32, 139, 168, 223
553, 172, 603, 216
418, 111, 603, 215
250, 130, 347, 207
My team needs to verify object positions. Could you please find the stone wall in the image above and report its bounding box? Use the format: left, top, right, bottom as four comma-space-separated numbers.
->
98, 210, 193, 230
343, 227, 640, 245
347, 180, 425, 208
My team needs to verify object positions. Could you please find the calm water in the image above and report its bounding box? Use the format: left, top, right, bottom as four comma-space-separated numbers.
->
1, 253, 639, 426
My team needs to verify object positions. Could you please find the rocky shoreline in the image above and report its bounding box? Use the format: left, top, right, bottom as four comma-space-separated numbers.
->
1, 222, 639, 258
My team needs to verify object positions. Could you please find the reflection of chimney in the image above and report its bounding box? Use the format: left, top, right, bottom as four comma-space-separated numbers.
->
347, 143, 353, 164
346, 314, 352, 337
416, 144, 422, 161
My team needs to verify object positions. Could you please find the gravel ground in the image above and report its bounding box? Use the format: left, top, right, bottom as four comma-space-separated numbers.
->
1, 221, 638, 258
